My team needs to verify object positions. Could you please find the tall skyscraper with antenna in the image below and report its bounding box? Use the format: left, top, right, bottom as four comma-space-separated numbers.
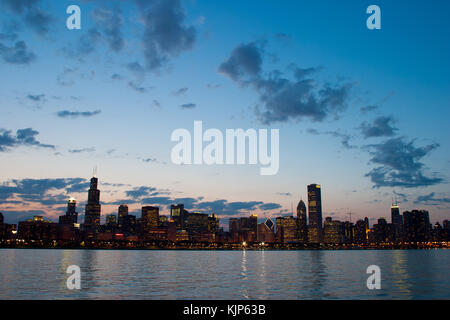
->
84, 176, 101, 229
391, 195, 403, 240
307, 184, 323, 244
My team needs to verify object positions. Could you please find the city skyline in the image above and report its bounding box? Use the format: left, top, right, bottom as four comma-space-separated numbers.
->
1, 0, 450, 227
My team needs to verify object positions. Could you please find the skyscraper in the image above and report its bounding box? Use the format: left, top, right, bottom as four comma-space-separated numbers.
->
403, 210, 431, 242
391, 199, 403, 240
84, 176, 101, 228
307, 184, 323, 244
142, 206, 160, 230
59, 198, 78, 225
296, 199, 308, 242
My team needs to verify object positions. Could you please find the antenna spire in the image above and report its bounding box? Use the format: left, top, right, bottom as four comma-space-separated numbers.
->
93, 165, 98, 177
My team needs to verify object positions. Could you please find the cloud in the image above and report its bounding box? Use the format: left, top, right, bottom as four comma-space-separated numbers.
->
414, 192, 450, 205
180, 103, 196, 109
360, 105, 378, 114
364, 137, 442, 188
92, 7, 124, 52
218, 42, 353, 124
57, 110, 101, 118
27, 94, 45, 102
68, 147, 96, 154
0, 41, 36, 64
24, 6, 51, 35
125, 186, 158, 199
360, 116, 398, 138
0, 128, 54, 151
0, 0, 40, 14
173, 87, 188, 96
128, 81, 151, 93
1, 0, 52, 35
307, 128, 356, 149
134, 0, 197, 71
0, 177, 88, 203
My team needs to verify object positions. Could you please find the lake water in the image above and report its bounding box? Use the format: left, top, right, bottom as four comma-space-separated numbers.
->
0, 249, 448, 299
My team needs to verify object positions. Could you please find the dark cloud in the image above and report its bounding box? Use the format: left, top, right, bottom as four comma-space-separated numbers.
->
0, 177, 88, 203
360, 105, 378, 114
307, 128, 356, 149
57, 110, 101, 118
173, 87, 188, 96
180, 103, 196, 109
24, 6, 51, 35
0, 0, 39, 14
0, 20, 20, 41
219, 42, 352, 124
128, 81, 150, 93
0, 128, 54, 151
414, 192, 450, 205
0, 40, 36, 64
360, 116, 398, 138
1, 0, 52, 35
365, 137, 442, 188
92, 7, 124, 52
218, 42, 263, 82
27, 94, 45, 102
125, 186, 157, 200
259, 203, 282, 210
134, 0, 196, 71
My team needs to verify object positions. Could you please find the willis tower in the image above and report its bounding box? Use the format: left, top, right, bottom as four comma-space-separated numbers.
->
84, 176, 101, 229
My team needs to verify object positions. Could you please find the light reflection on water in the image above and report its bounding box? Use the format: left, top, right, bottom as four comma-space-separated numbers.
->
0, 249, 448, 300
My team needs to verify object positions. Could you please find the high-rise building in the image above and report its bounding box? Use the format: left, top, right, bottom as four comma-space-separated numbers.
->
276, 216, 298, 244
391, 200, 403, 240
307, 184, 323, 244
106, 214, 117, 226
296, 199, 308, 242
323, 217, 343, 244
142, 206, 160, 230
84, 177, 101, 228
171, 204, 186, 230
208, 213, 219, 233
354, 219, 368, 243
403, 210, 431, 242
59, 198, 78, 225
257, 218, 275, 243
117, 204, 128, 230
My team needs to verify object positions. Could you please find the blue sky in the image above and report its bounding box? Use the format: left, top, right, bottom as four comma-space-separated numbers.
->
0, 0, 449, 227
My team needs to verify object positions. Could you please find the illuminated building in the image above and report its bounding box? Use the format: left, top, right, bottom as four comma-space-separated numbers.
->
171, 204, 187, 230
118, 204, 128, 231
257, 218, 275, 243
296, 199, 308, 243
323, 217, 343, 244
142, 206, 160, 231
208, 213, 219, 233
403, 210, 431, 242
59, 198, 78, 225
354, 219, 368, 243
276, 216, 298, 243
342, 221, 355, 244
307, 184, 323, 243
84, 177, 101, 229
391, 201, 403, 241
186, 212, 209, 241
18, 216, 58, 241
106, 214, 117, 226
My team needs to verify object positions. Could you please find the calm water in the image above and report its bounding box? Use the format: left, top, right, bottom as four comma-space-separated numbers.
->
0, 249, 448, 299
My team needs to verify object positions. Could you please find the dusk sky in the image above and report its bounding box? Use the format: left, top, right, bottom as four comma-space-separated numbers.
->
0, 0, 449, 228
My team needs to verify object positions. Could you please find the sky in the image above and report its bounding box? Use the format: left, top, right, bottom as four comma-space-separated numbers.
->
0, 0, 449, 228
